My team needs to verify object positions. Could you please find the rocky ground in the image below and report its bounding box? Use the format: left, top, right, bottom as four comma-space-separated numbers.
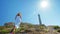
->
0, 22, 60, 34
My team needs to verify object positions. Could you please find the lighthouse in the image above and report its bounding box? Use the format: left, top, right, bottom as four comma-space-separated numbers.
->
38, 14, 42, 25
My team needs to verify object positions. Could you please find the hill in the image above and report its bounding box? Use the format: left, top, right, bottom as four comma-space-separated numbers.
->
0, 22, 60, 34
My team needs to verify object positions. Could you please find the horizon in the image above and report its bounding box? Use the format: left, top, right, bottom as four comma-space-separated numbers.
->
0, 0, 60, 26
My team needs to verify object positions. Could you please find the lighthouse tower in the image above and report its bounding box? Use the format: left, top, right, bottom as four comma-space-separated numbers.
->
38, 14, 42, 25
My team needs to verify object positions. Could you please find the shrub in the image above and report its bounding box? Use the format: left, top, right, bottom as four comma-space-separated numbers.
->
1, 29, 10, 32
20, 27, 26, 31
53, 26, 60, 30
57, 30, 60, 33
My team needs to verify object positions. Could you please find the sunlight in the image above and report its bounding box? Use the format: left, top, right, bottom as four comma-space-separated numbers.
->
41, 1, 48, 8
37, 0, 50, 13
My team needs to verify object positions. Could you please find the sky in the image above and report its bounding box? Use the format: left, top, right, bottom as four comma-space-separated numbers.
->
0, 0, 60, 26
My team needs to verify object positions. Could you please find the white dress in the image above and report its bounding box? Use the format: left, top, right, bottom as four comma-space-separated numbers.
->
15, 16, 21, 28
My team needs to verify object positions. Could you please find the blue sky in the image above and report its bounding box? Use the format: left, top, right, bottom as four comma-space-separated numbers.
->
0, 0, 60, 26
